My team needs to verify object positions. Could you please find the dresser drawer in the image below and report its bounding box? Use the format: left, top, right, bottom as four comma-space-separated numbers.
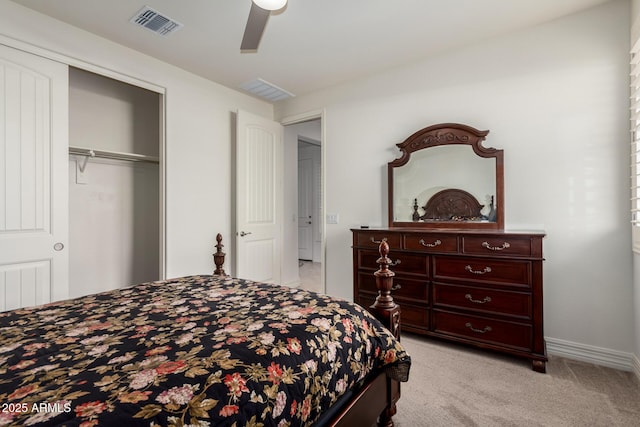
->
358, 293, 429, 330
433, 283, 531, 319
357, 250, 380, 271
433, 256, 531, 288
462, 235, 540, 258
357, 250, 428, 275
433, 310, 532, 351
354, 231, 402, 249
403, 233, 458, 253
357, 272, 428, 303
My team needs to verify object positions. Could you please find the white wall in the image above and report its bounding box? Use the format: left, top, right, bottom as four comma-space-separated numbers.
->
69, 67, 160, 156
68, 160, 159, 297
0, 0, 273, 279
277, 0, 634, 356
631, 0, 640, 373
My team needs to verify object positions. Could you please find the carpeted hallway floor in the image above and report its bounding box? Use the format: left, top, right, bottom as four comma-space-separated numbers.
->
299, 260, 323, 293
393, 334, 640, 426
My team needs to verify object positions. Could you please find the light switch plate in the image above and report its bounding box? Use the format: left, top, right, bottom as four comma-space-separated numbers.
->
326, 213, 339, 224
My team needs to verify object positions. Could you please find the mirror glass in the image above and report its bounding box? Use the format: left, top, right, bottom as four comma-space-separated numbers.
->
392, 145, 496, 223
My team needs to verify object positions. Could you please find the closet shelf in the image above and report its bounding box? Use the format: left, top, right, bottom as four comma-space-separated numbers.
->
69, 146, 159, 164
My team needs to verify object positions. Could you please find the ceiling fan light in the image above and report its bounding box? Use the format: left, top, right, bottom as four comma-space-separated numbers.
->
253, 0, 287, 11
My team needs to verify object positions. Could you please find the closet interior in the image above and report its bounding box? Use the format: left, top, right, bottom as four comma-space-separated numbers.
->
68, 67, 161, 298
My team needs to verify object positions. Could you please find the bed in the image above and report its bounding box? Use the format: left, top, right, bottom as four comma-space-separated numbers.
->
0, 235, 410, 427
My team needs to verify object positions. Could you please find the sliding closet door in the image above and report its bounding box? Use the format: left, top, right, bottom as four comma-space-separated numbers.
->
0, 44, 69, 310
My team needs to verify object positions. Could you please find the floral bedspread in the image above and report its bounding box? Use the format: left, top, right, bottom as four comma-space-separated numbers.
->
0, 275, 410, 427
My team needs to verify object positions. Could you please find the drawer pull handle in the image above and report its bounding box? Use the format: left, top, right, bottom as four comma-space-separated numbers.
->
482, 241, 511, 251
389, 259, 402, 267
419, 239, 442, 248
391, 283, 402, 291
465, 322, 492, 334
465, 294, 492, 304
370, 237, 387, 244
465, 265, 492, 275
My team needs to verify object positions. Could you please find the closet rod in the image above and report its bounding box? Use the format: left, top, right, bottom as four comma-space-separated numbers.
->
69, 146, 159, 164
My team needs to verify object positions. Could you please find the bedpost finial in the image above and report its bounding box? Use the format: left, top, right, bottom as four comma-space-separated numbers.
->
379, 239, 389, 258
371, 239, 400, 339
213, 234, 226, 276
372, 240, 396, 310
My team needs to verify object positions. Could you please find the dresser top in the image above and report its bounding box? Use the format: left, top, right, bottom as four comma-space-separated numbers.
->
351, 227, 546, 236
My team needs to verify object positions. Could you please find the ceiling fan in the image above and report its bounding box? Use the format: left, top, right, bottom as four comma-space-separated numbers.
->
241, 0, 288, 51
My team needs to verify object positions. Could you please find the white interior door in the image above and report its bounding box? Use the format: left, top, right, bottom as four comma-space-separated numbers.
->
235, 110, 283, 284
0, 44, 69, 310
298, 157, 313, 260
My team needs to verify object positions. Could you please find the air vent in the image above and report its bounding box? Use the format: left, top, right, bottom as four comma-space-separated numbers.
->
239, 78, 295, 102
130, 6, 183, 36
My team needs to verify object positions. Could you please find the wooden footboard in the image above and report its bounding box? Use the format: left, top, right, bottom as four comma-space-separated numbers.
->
328, 371, 398, 427
212, 234, 402, 427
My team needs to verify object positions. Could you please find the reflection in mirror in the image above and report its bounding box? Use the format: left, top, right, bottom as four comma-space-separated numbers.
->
393, 146, 496, 223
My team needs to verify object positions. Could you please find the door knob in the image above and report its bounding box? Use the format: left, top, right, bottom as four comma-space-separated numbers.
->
239, 231, 252, 237
53, 242, 64, 251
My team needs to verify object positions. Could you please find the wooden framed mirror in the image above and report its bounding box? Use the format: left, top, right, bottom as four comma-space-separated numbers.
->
388, 123, 504, 229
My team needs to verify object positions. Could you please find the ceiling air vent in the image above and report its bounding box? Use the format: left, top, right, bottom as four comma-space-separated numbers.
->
130, 6, 183, 36
240, 78, 295, 102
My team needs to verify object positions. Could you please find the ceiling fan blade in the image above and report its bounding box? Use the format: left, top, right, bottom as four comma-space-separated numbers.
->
241, 2, 270, 51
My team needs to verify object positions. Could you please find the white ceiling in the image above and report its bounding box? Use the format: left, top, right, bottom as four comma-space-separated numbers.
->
11, 0, 613, 101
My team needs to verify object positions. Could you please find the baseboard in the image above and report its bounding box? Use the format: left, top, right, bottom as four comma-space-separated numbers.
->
545, 337, 635, 372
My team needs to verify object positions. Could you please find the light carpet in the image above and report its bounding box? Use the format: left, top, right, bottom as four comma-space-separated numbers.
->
392, 334, 640, 426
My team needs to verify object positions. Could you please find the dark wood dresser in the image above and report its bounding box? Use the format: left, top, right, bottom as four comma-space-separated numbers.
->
352, 228, 547, 372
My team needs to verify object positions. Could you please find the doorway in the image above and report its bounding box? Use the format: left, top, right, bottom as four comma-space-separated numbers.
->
282, 114, 324, 293
297, 136, 321, 292
68, 67, 163, 297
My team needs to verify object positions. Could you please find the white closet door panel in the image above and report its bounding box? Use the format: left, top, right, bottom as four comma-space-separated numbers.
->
246, 127, 275, 224
3, 66, 21, 231
0, 44, 68, 309
1, 59, 50, 233
0, 261, 50, 311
